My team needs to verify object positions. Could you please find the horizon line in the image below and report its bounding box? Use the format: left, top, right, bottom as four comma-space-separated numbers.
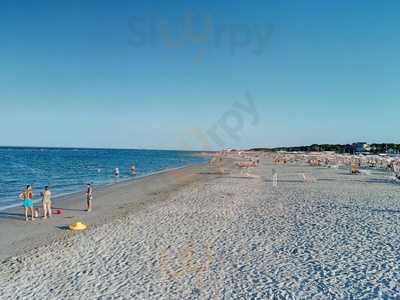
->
0, 145, 217, 152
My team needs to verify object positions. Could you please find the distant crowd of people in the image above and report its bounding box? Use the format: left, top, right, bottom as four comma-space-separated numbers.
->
18, 164, 137, 222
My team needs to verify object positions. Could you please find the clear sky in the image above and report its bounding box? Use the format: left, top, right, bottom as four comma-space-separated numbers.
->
1, 0, 399, 150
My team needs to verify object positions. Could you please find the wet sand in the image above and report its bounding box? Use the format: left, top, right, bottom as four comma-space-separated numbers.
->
1, 155, 400, 298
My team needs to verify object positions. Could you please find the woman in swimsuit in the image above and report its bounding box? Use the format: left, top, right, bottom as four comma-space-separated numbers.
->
19, 185, 35, 221
41, 186, 52, 219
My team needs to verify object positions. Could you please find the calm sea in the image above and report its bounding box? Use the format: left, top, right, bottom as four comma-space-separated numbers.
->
0, 147, 209, 210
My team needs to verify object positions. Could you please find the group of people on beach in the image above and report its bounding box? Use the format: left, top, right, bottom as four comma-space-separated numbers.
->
19, 183, 94, 222
19, 185, 52, 221
17, 164, 137, 222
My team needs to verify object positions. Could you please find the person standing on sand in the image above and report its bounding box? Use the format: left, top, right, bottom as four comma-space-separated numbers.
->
19, 185, 34, 221
85, 183, 93, 212
41, 186, 52, 219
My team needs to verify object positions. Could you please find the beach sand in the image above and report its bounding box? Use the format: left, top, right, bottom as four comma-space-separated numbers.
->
1, 155, 400, 298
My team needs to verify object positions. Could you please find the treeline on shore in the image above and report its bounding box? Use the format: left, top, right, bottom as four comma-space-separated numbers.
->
250, 144, 400, 154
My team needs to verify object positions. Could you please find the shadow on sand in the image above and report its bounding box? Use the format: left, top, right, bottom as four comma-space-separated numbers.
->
199, 172, 227, 175
0, 212, 25, 221
56, 225, 70, 230
340, 177, 399, 185
53, 207, 86, 212
226, 176, 259, 180
264, 179, 304, 183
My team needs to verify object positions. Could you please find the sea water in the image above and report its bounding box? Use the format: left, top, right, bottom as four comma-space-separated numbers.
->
0, 147, 209, 210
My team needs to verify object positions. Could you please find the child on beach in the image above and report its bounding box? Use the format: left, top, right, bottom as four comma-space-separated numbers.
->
19, 185, 34, 221
85, 183, 93, 212
41, 186, 52, 219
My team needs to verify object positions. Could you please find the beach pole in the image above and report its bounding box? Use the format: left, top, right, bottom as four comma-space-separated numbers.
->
272, 169, 278, 187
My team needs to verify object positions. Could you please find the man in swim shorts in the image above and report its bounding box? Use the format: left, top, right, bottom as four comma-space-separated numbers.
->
19, 185, 34, 221
41, 186, 52, 219
86, 183, 93, 212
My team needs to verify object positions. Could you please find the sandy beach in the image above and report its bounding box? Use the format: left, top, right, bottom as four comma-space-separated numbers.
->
1, 155, 400, 299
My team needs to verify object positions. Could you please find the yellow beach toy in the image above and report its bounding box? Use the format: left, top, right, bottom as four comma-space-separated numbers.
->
69, 222, 87, 231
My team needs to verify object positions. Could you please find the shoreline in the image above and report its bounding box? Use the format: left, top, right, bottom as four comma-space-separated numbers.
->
0, 161, 209, 212
0, 160, 219, 261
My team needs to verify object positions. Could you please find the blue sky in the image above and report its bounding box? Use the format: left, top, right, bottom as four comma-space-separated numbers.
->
1, 0, 399, 150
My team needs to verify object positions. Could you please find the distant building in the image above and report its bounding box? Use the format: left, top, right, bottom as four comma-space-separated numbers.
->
352, 142, 371, 154
364, 144, 371, 152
